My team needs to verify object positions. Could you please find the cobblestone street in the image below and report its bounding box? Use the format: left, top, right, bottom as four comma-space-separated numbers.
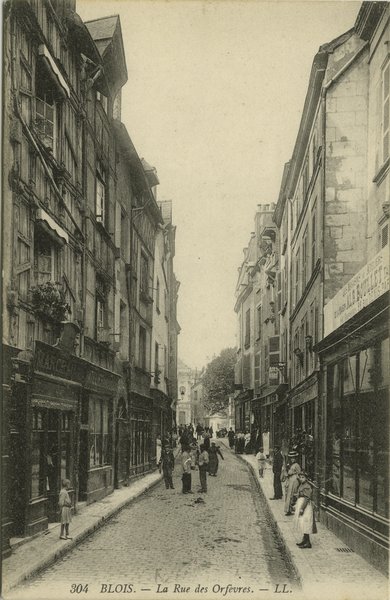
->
9, 449, 299, 600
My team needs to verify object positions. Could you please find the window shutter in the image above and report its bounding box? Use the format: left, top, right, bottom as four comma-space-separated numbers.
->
269, 335, 280, 366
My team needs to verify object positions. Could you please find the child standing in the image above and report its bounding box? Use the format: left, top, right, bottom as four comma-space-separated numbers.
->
59, 479, 72, 540
255, 448, 267, 478
198, 444, 209, 493
294, 471, 317, 548
159, 446, 175, 489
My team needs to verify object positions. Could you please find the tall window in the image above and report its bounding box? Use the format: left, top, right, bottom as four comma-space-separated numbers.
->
156, 278, 160, 312
302, 227, 308, 289
64, 103, 77, 182
154, 342, 160, 385
140, 253, 149, 298
16, 201, 32, 299
382, 61, 389, 164
294, 248, 300, 305
20, 27, 33, 123
89, 399, 112, 467
60, 412, 72, 482
95, 278, 106, 339
139, 326, 147, 370
34, 228, 59, 284
256, 305, 262, 340
96, 161, 106, 224
244, 309, 251, 348
31, 409, 45, 498
311, 203, 317, 273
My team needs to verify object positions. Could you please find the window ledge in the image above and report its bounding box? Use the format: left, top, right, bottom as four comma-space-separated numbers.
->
373, 157, 390, 185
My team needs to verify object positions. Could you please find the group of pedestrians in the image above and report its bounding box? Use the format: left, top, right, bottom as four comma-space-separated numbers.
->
157, 423, 225, 495
180, 440, 224, 494
225, 434, 317, 550
267, 446, 316, 549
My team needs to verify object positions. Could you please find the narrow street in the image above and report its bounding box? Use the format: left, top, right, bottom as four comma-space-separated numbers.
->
10, 447, 299, 600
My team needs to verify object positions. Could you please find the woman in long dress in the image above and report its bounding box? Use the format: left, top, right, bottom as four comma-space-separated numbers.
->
208, 442, 224, 476
284, 452, 301, 515
294, 472, 317, 548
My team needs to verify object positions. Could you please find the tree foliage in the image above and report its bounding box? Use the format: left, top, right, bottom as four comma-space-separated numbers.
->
202, 347, 236, 414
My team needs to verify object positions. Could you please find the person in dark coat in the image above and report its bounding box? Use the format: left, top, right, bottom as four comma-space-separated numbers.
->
227, 428, 235, 449
270, 446, 283, 500
159, 446, 175, 489
208, 442, 224, 476
203, 430, 211, 451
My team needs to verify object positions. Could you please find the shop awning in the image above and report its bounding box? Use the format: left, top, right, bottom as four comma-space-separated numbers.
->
38, 45, 70, 99
36, 208, 69, 245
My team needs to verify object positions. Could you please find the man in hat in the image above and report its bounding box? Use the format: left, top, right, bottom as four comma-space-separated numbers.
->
181, 445, 193, 494
158, 445, 175, 489
270, 446, 283, 499
284, 451, 301, 515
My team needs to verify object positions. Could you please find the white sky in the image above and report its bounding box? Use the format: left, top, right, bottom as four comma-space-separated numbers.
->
78, 0, 360, 369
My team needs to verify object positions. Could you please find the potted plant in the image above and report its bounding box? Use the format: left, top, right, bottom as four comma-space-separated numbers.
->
30, 281, 71, 323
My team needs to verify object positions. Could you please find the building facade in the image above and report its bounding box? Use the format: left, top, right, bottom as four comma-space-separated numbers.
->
233, 2, 389, 572
176, 359, 195, 426
2, 1, 179, 556
315, 3, 389, 574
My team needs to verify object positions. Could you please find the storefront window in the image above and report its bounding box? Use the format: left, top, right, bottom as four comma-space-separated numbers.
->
376, 389, 389, 518
31, 409, 45, 498
47, 410, 59, 494
60, 412, 72, 483
89, 399, 111, 467
327, 364, 341, 496
327, 339, 389, 515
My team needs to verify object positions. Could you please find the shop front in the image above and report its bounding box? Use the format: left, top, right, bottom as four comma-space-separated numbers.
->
288, 376, 317, 481
8, 340, 86, 537
129, 393, 153, 477
151, 389, 171, 461
317, 291, 389, 574
234, 389, 253, 433
79, 366, 119, 504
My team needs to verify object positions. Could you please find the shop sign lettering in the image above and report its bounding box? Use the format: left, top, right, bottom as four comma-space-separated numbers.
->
324, 246, 389, 336
34, 343, 84, 383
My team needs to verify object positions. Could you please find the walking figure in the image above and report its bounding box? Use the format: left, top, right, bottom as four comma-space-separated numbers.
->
227, 428, 235, 449
284, 451, 301, 515
208, 442, 224, 476
159, 446, 175, 489
294, 472, 317, 548
59, 479, 72, 540
270, 446, 283, 499
181, 446, 193, 494
198, 444, 209, 493
255, 448, 267, 478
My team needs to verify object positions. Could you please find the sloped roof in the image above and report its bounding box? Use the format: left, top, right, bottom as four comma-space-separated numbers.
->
85, 15, 118, 44
85, 15, 127, 93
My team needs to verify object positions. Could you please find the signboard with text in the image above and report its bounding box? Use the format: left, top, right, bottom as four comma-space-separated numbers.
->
324, 246, 389, 337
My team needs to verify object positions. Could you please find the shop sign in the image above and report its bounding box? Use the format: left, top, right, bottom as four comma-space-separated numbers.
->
324, 246, 389, 337
32, 394, 77, 411
290, 379, 317, 408
84, 368, 119, 393
34, 341, 85, 383
34, 341, 119, 394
